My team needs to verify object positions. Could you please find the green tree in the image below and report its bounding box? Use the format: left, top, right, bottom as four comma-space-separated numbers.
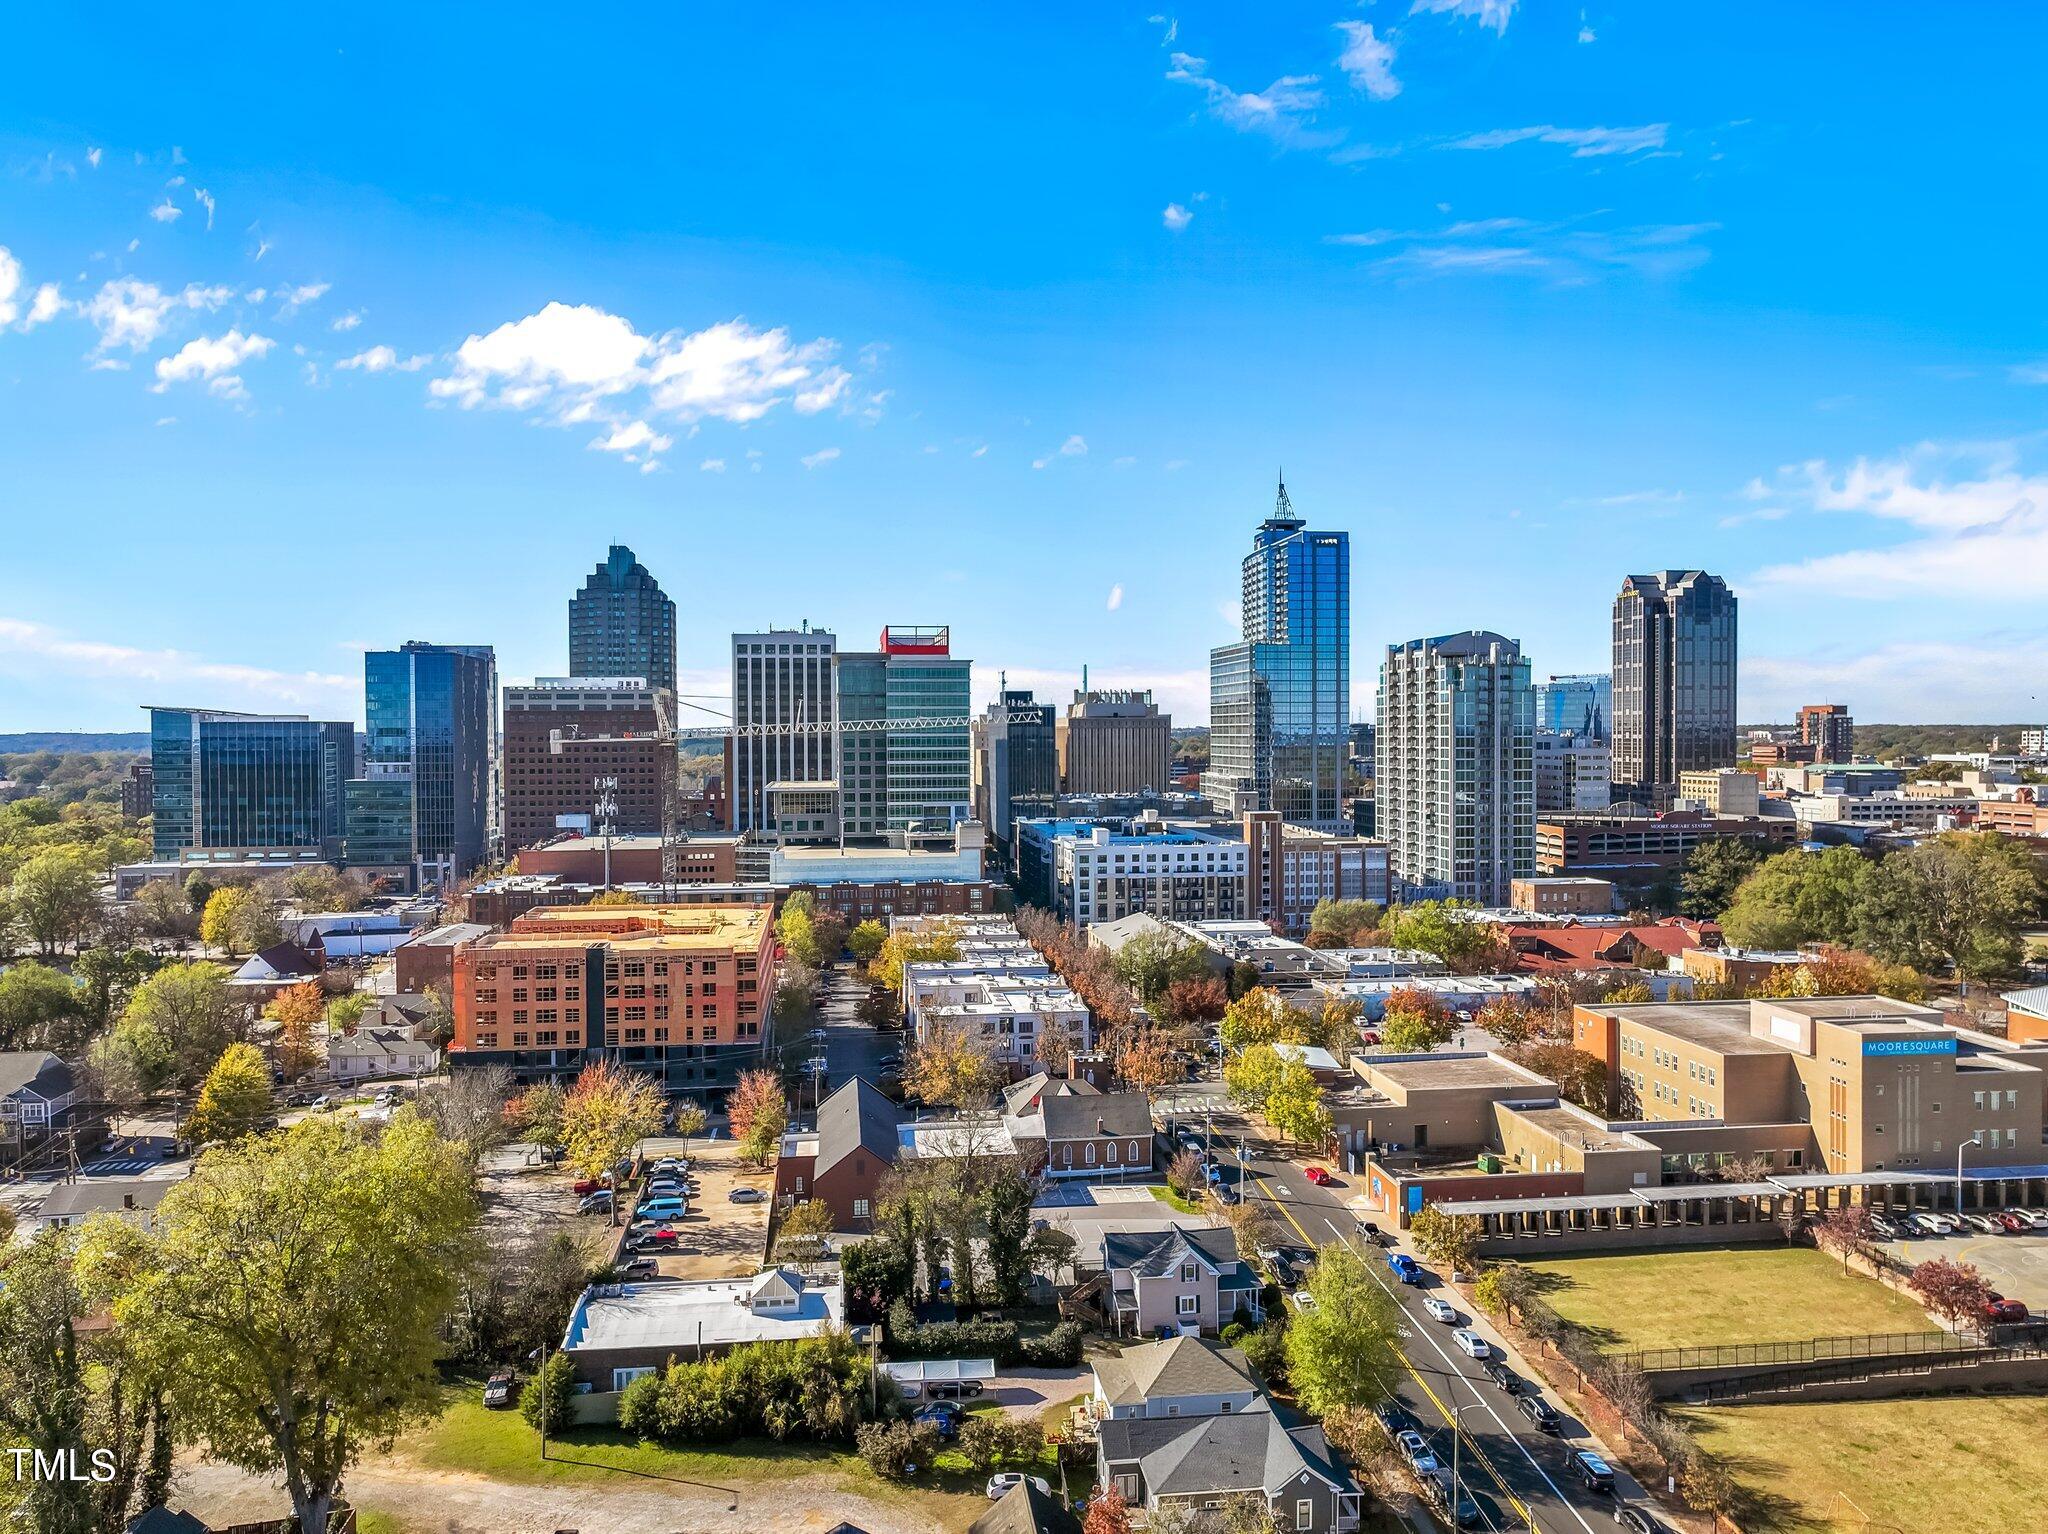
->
326, 991, 371, 1031
0, 960, 83, 1051
1408, 1206, 1483, 1272
73, 944, 156, 1040
872, 923, 962, 990
778, 894, 822, 968
848, 919, 887, 965
100, 961, 243, 1097
117, 1114, 479, 1534
184, 1041, 275, 1144
1224, 1043, 1329, 1146
520, 1349, 576, 1434
10, 848, 101, 957
1720, 845, 1872, 951
1309, 898, 1384, 945
280, 864, 368, 914
507, 1080, 568, 1157
1378, 988, 1459, 1054
1857, 832, 2041, 980
199, 884, 283, 956
1679, 837, 1769, 920
1282, 1244, 1402, 1416
133, 880, 199, 947
1112, 932, 1212, 1004
1381, 900, 1495, 969
561, 1061, 668, 1199
1219, 987, 1294, 1050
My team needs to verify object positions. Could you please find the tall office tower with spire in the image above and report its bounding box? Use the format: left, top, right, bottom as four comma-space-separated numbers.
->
1203, 478, 1350, 831
569, 544, 677, 693
1611, 570, 1739, 808
1378, 631, 1534, 904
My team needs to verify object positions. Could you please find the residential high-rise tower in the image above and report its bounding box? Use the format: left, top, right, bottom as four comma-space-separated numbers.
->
1611, 571, 1738, 808
1378, 631, 1534, 904
1203, 479, 1350, 831
569, 544, 677, 694
1797, 704, 1854, 763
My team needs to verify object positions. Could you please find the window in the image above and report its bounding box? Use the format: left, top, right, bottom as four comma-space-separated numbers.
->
1296, 1501, 1313, 1530
853, 1199, 870, 1219
613, 1366, 655, 1391
1084, 1143, 1096, 1165
1177, 1294, 1199, 1315
1182, 1262, 1198, 1281
1116, 1475, 1139, 1501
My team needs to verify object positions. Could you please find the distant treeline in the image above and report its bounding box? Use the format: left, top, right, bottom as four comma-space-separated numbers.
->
0, 732, 151, 753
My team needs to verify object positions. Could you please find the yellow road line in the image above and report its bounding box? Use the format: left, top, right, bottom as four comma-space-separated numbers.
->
1249, 1161, 1539, 1532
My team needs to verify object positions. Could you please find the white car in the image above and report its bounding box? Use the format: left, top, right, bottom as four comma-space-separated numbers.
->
1961, 1213, 2002, 1235
1291, 1290, 1317, 1311
1395, 1430, 1439, 1476
1451, 1328, 1490, 1359
985, 1473, 1052, 1500
1909, 1212, 1949, 1236
1422, 1296, 1459, 1324
728, 1186, 766, 1204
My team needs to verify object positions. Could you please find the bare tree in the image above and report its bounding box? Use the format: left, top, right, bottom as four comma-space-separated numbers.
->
412, 1064, 516, 1176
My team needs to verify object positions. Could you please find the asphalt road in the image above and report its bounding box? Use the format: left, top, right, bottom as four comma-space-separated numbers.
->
1160, 1105, 1639, 1534
775, 964, 899, 1118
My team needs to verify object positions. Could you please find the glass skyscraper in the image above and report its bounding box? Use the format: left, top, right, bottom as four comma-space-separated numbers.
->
568, 543, 677, 692
350, 641, 498, 885
1534, 673, 1612, 740
148, 708, 353, 860
1203, 481, 1350, 831
1611, 571, 1738, 807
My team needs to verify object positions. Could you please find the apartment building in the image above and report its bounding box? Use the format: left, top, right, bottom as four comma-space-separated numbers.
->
1242, 809, 1390, 937
1048, 821, 1247, 928
1797, 704, 1854, 763
449, 903, 775, 1092
1534, 731, 1610, 813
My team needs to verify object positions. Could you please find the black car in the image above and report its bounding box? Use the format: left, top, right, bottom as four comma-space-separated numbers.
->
1481, 1357, 1522, 1393
1374, 1401, 1420, 1438
1516, 1395, 1561, 1434
1612, 1506, 1667, 1534
1572, 1451, 1616, 1494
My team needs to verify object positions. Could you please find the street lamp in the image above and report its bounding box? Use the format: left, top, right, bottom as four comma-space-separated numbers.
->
1956, 1133, 1983, 1217
1448, 1399, 1475, 1525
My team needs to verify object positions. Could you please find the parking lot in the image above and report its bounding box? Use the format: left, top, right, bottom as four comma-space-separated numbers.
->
623, 1135, 774, 1280
1875, 1221, 2048, 1315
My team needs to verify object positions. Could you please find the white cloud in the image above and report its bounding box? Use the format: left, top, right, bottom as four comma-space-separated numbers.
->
1448, 123, 1668, 157
1334, 22, 1400, 101
1330, 216, 1714, 280
0, 247, 18, 326
276, 282, 330, 316
1578, 24, 1597, 42
181, 283, 235, 311
1743, 641, 2046, 723
152, 329, 273, 394
1106, 584, 1125, 611
194, 188, 216, 229
700, 458, 726, 473
1409, 0, 1518, 33
2008, 362, 2048, 385
1166, 53, 1330, 146
149, 199, 182, 223
86, 147, 103, 169
971, 444, 990, 458
331, 310, 363, 332
1148, 14, 1178, 45
590, 419, 675, 457
794, 366, 851, 413
646, 319, 836, 422
81, 279, 176, 351
1163, 202, 1193, 231
801, 447, 841, 469
336, 345, 429, 373
0, 616, 356, 710
26, 281, 62, 328
1033, 434, 1088, 470
1750, 442, 2048, 598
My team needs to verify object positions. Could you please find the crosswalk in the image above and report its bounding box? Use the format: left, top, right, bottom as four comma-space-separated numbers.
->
79, 1157, 158, 1175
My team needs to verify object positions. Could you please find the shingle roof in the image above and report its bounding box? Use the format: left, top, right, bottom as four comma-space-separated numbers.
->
1002, 1071, 1099, 1117
0, 1050, 72, 1101
37, 1177, 176, 1221
815, 1076, 905, 1178
1097, 1401, 1351, 1499
969, 1479, 1082, 1534
1043, 1090, 1152, 1142
1092, 1335, 1257, 1407
1102, 1223, 1242, 1280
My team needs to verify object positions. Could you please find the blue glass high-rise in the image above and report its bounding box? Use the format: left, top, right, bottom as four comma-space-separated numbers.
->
351, 642, 497, 885
148, 707, 352, 859
1204, 481, 1350, 831
1534, 673, 1612, 740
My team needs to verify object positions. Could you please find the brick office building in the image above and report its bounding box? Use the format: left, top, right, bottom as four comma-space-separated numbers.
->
501, 679, 675, 855
450, 903, 776, 1093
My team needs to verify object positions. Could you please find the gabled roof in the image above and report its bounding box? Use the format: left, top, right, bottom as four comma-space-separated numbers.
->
815, 1076, 906, 1177
332, 1027, 425, 1059
1097, 1400, 1353, 1499
1002, 1071, 1098, 1117
1043, 1090, 1152, 1142
1092, 1334, 1258, 1407
2004, 985, 2048, 1018
746, 1267, 805, 1305
126, 1510, 212, 1534
234, 942, 322, 981
969, 1478, 1082, 1534
1102, 1223, 1241, 1280
0, 1050, 73, 1101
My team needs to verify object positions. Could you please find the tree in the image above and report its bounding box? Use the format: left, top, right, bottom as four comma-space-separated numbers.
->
1085, 1485, 1135, 1534
326, 990, 371, 1031
1113, 932, 1211, 1004
118, 1114, 479, 1534
811, 910, 849, 964
1858, 833, 2041, 980
840, 1232, 914, 1318
671, 1098, 708, 1139
775, 959, 819, 1019
1381, 900, 1496, 971
520, 1349, 576, 1434
280, 864, 369, 915
1721, 845, 1873, 952
586, 888, 638, 906
1283, 1245, 1401, 1416
778, 896, 822, 968
1035, 1012, 1077, 1073
872, 923, 962, 990
903, 1017, 1003, 1110
1473, 1263, 1534, 1320
100, 961, 244, 1097
1309, 898, 1384, 947
772, 1199, 836, 1266
1813, 1202, 1875, 1271
417, 982, 457, 1051
1473, 994, 1536, 1049
856, 983, 898, 1029
199, 884, 283, 957
728, 1068, 790, 1164
1219, 987, 1294, 1051
506, 1080, 567, 1159
185, 1041, 275, 1144
1600, 978, 1653, 1005
265, 979, 327, 1083
1160, 973, 1229, 1025
1166, 1147, 1205, 1201
1511, 1041, 1609, 1112
1679, 837, 1768, 921
1408, 1206, 1483, 1273
10, 848, 101, 957
1225, 1043, 1329, 1147
848, 919, 887, 965
561, 1061, 668, 1207
0, 960, 82, 1051
133, 879, 199, 947
414, 1065, 517, 1175
1908, 1256, 1994, 1332
1378, 988, 1458, 1055
1117, 1027, 1186, 1094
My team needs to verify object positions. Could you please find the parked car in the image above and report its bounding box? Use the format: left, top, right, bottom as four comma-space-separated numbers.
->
1517, 1395, 1562, 1434
1422, 1295, 1459, 1324
1986, 1297, 2029, 1324
626, 1227, 681, 1251
2018, 1208, 2048, 1229
1867, 1214, 1899, 1239
1613, 1505, 1668, 1533
308, 1095, 333, 1112
728, 1186, 766, 1204
1429, 1470, 1483, 1530
985, 1474, 1051, 1500
1357, 1219, 1385, 1245
924, 1379, 984, 1400
1375, 1401, 1419, 1438
1482, 1357, 1521, 1393
1213, 1185, 1241, 1205
1572, 1451, 1616, 1494
637, 1197, 688, 1220
1394, 1430, 1439, 1476
1451, 1328, 1490, 1359
1909, 1212, 1949, 1236
1998, 1211, 2029, 1233
576, 1191, 613, 1215
1303, 1166, 1334, 1186
483, 1371, 516, 1409
1176, 1129, 1204, 1152
1388, 1253, 1423, 1285
913, 1403, 962, 1439
619, 1256, 660, 1279
1359, 1030, 1381, 1046
644, 1178, 689, 1197
573, 1176, 610, 1196
1205, 1162, 1229, 1185
1962, 1213, 2004, 1235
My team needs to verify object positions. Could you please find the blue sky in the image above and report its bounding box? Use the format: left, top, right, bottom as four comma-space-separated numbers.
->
3, 2, 2046, 732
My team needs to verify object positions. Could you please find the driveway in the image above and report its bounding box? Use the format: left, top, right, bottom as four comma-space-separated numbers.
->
982, 1364, 1091, 1421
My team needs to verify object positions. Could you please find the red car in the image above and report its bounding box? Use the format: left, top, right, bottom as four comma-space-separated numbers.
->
572, 1175, 613, 1196
1998, 1212, 2028, 1233
1304, 1167, 1334, 1186
1986, 1297, 2029, 1324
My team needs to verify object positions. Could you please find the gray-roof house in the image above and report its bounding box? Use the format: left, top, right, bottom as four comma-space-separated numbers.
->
1038, 1090, 1155, 1181
0, 1050, 77, 1151
1091, 1334, 1261, 1421
1096, 1398, 1361, 1532
34, 1175, 179, 1235
1101, 1224, 1263, 1338
969, 1478, 1083, 1534
329, 1025, 440, 1082
773, 1076, 905, 1231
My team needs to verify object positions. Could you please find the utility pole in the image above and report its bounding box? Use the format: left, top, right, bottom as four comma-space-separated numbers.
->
593, 775, 619, 888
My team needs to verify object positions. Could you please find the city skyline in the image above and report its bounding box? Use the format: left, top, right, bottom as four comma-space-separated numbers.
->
5, 6, 2048, 730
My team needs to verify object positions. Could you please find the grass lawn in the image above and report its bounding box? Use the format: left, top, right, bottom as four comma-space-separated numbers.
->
403, 1385, 1034, 1530
1679, 1395, 2048, 1531
1514, 1245, 1936, 1353
1149, 1184, 1203, 1215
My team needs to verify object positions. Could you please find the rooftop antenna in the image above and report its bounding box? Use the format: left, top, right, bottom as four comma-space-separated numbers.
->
1275, 469, 1294, 520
